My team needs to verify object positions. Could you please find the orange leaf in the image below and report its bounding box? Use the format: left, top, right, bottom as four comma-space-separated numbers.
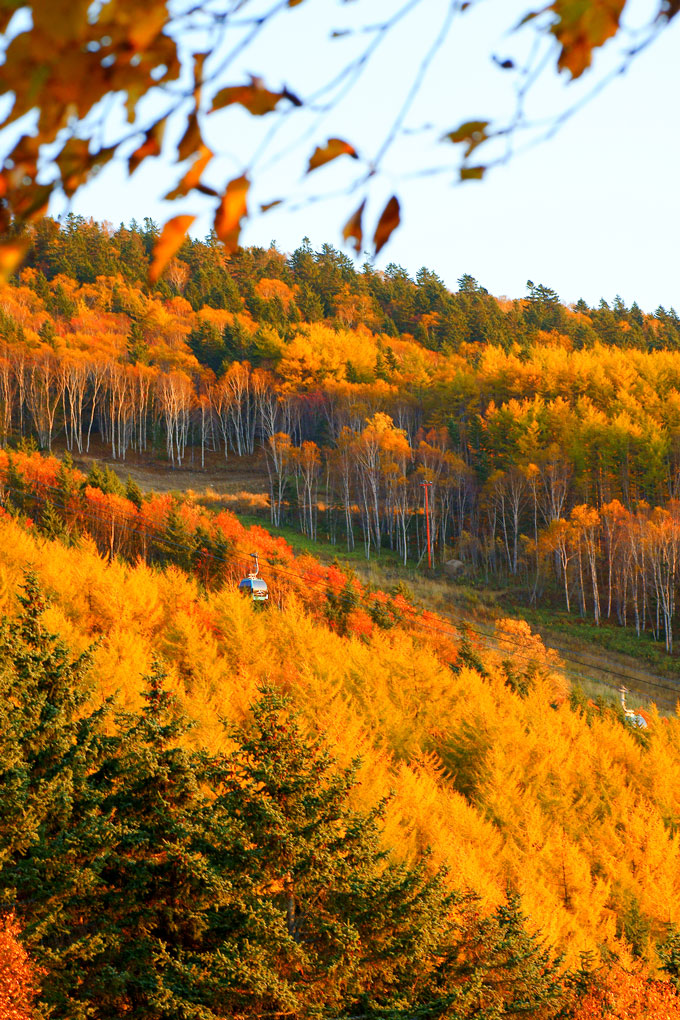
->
149, 215, 195, 283
308, 138, 358, 172
343, 199, 365, 254
373, 196, 400, 255
32, 0, 89, 43
443, 120, 489, 158
260, 199, 283, 212
210, 76, 300, 116
549, 0, 626, 78
127, 2, 168, 50
165, 144, 213, 199
460, 165, 486, 181
0, 238, 29, 281
214, 175, 249, 253
129, 121, 165, 175
177, 113, 202, 162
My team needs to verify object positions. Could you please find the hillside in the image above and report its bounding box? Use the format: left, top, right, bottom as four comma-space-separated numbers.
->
4, 218, 680, 672
1, 451, 680, 941
1, 454, 680, 1014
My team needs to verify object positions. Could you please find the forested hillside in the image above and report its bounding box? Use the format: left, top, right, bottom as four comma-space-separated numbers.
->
3, 216, 680, 1010
4, 218, 680, 655
1, 454, 680, 1016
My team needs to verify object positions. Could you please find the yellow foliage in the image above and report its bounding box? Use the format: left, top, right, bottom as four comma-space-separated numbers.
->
3, 511, 680, 969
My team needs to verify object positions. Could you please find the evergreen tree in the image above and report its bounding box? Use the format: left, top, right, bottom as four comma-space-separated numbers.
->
197, 688, 454, 1018
50, 283, 77, 320
84, 461, 125, 496
78, 663, 226, 1018
124, 474, 143, 509
2, 454, 26, 515
659, 927, 680, 993
188, 318, 226, 373
38, 317, 57, 347
36, 499, 69, 542
154, 502, 197, 570
126, 321, 150, 364
0, 575, 116, 1017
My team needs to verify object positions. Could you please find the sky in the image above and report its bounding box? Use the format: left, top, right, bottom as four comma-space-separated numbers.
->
58, 0, 680, 312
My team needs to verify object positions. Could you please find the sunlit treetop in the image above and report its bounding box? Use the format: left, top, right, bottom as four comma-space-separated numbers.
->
0, 0, 676, 279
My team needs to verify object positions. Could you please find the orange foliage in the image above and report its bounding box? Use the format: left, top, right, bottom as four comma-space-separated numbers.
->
573, 970, 680, 1019
0, 915, 40, 1020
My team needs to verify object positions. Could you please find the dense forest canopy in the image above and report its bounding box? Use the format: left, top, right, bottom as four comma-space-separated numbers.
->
20, 215, 680, 347
4, 217, 680, 656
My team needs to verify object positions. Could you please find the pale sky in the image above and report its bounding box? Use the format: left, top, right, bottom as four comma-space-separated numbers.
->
58, 0, 680, 312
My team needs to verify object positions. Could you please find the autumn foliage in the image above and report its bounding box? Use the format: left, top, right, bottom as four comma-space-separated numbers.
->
573, 968, 680, 1019
0, 915, 39, 1020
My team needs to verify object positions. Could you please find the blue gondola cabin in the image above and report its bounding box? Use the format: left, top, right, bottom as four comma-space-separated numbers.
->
239, 553, 269, 602
238, 576, 269, 602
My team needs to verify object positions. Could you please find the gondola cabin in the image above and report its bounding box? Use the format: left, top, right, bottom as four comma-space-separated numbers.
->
238, 553, 269, 603
238, 576, 269, 601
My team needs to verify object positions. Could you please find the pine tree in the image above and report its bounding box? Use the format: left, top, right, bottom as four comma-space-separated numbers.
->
78, 663, 227, 1018
659, 927, 680, 992
124, 474, 143, 509
186, 687, 454, 1018
2, 454, 25, 515
154, 502, 196, 570
36, 498, 69, 542
84, 461, 125, 496
126, 321, 150, 365
0, 574, 116, 1017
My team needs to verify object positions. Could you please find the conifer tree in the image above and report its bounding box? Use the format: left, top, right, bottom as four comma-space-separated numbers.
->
2, 455, 25, 516
188, 687, 454, 1018
124, 475, 143, 509
76, 663, 226, 1018
0, 574, 116, 1016
659, 927, 680, 993
84, 461, 124, 497
154, 502, 197, 570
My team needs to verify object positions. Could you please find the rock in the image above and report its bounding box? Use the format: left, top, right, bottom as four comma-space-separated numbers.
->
443, 558, 465, 578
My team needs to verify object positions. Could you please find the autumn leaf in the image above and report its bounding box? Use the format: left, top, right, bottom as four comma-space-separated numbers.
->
343, 199, 365, 254
177, 113, 202, 162
165, 145, 213, 199
549, 0, 626, 78
56, 139, 116, 197
214, 175, 249, 253
443, 120, 490, 158
460, 165, 486, 180
149, 215, 195, 283
308, 138, 359, 173
373, 195, 400, 255
127, 2, 169, 51
32, 0, 90, 44
210, 76, 301, 116
12, 182, 54, 223
0, 238, 29, 281
129, 120, 166, 175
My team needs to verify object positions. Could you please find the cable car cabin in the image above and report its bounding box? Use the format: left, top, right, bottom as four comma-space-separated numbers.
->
238, 576, 269, 602
239, 552, 269, 603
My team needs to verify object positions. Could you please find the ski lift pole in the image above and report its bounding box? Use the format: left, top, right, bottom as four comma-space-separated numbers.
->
420, 482, 432, 569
